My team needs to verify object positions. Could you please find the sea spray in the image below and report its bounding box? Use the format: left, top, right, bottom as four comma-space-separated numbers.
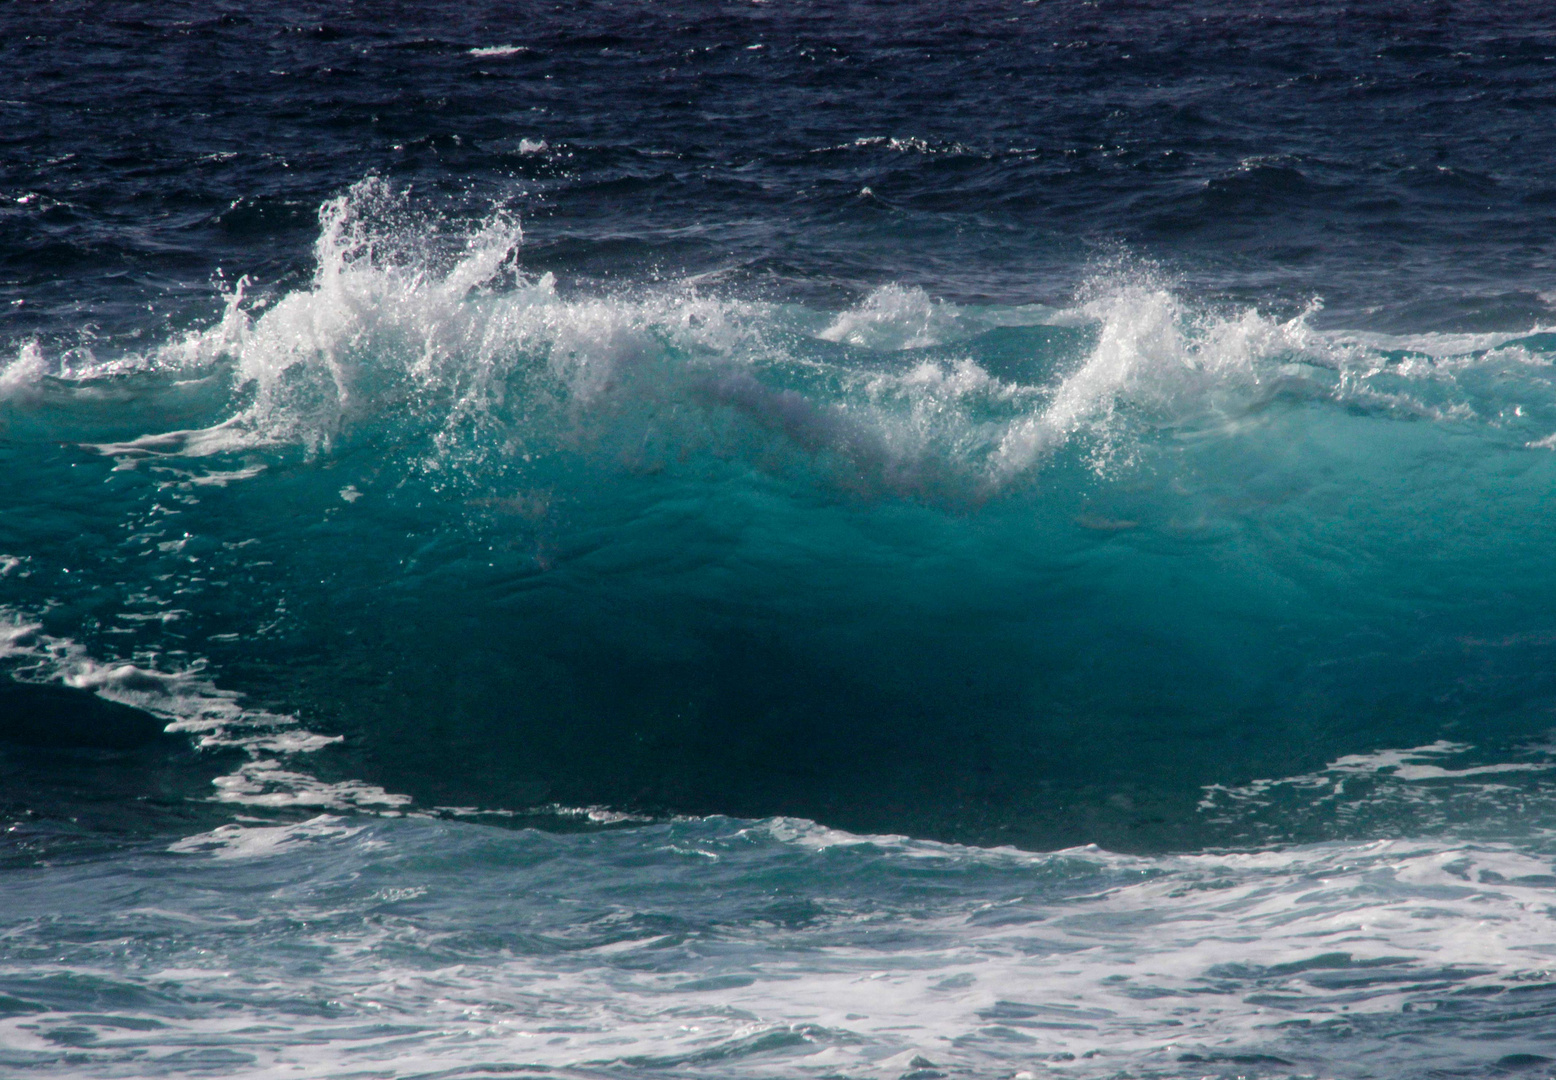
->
4, 185, 1556, 848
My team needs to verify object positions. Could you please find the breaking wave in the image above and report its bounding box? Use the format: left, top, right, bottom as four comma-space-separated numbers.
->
8, 180, 1556, 846
9, 179, 1554, 508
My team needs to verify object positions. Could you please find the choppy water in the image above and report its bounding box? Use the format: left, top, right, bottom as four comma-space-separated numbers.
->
7, 815, 1556, 1079
6, 2, 1556, 1077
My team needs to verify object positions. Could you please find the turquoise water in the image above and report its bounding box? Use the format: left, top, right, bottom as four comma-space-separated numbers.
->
11, 190, 1556, 847
9, 3, 1556, 1075
5, 195, 1556, 1076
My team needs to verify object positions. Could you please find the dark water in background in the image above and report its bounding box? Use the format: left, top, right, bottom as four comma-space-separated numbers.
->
11, 0, 1556, 332
7, 3, 1556, 1076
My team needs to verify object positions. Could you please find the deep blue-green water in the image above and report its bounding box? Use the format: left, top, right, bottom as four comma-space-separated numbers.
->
6, 2, 1556, 1076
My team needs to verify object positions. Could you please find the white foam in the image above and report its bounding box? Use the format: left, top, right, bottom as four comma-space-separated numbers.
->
6, 817, 1554, 1079
1327, 740, 1556, 781
1198, 738, 1556, 846
16, 181, 1556, 504
818, 283, 960, 350
85, 420, 252, 462
0, 607, 412, 815
168, 814, 367, 859
0, 339, 47, 403
989, 286, 1319, 481
212, 759, 410, 810
123, 179, 782, 469
1324, 325, 1556, 359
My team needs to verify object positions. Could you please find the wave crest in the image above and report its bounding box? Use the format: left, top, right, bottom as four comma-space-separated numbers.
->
10, 181, 1556, 502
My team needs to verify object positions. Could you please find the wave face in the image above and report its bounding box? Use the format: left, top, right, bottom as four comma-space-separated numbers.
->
8, 3, 1556, 1077
9, 180, 1556, 852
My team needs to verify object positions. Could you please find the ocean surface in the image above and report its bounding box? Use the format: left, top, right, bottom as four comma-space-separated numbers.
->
6, 2, 1556, 1076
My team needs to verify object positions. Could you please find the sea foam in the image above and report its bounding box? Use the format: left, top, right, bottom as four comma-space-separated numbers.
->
2, 812, 1554, 1078
7, 180, 1555, 511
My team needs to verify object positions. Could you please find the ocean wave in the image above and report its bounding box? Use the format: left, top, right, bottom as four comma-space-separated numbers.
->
9, 183, 1556, 846
7, 180, 1555, 506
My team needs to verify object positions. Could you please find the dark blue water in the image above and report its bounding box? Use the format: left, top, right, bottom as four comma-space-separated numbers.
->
6, 3, 1556, 1076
